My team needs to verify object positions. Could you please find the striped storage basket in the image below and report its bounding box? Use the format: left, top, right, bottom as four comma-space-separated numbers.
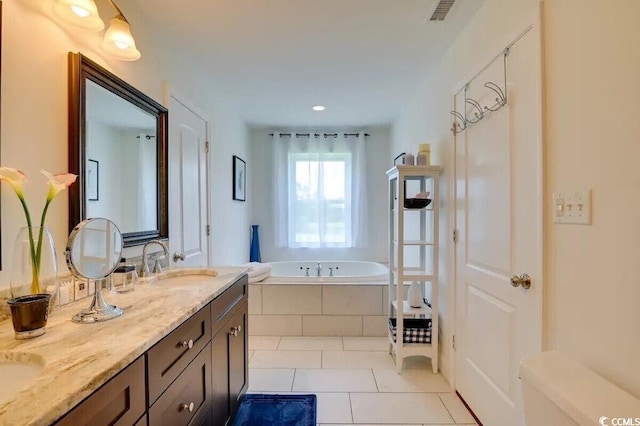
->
388, 318, 432, 344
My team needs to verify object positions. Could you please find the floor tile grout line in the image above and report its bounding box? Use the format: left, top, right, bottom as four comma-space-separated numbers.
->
436, 392, 457, 424
348, 392, 355, 424
371, 368, 380, 393
291, 368, 296, 392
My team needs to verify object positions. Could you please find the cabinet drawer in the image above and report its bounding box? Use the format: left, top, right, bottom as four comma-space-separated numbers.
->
147, 305, 211, 405
56, 357, 145, 426
149, 343, 212, 426
211, 274, 247, 335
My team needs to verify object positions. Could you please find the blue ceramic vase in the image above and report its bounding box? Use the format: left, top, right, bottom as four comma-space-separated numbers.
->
250, 225, 261, 262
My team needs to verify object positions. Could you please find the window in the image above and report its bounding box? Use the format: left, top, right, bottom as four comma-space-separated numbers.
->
273, 132, 367, 249
290, 153, 352, 247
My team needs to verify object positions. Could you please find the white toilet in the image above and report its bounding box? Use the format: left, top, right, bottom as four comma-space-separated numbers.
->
520, 351, 640, 426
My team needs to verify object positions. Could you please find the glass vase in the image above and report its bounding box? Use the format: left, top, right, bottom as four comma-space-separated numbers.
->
10, 226, 59, 308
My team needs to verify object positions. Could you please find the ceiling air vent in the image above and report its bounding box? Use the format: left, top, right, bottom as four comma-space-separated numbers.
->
429, 0, 456, 21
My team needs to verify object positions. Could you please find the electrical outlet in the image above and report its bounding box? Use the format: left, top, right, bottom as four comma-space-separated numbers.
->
553, 190, 591, 224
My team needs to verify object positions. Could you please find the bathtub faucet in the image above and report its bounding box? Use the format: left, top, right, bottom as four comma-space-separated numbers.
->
316, 262, 322, 277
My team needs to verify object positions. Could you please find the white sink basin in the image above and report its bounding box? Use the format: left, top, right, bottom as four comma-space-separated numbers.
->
138, 268, 218, 285
0, 352, 45, 405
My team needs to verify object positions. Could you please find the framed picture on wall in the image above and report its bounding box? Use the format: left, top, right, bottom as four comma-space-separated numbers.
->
87, 159, 99, 201
232, 155, 246, 201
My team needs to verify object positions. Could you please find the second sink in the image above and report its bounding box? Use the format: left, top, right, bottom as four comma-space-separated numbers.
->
0, 352, 45, 405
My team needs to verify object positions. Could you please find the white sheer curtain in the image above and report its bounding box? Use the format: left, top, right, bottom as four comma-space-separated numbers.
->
273, 131, 368, 248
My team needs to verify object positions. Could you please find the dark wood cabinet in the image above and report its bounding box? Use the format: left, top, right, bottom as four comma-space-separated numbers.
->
149, 343, 212, 426
147, 305, 212, 405
211, 276, 249, 426
56, 357, 146, 426
228, 301, 248, 416
55, 274, 248, 426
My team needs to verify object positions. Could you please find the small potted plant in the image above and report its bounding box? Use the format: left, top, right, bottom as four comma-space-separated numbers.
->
0, 167, 76, 339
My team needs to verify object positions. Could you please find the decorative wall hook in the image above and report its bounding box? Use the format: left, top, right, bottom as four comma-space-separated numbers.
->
465, 98, 484, 123
450, 111, 467, 134
483, 82, 507, 112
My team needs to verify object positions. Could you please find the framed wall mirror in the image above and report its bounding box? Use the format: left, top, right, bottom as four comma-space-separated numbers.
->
68, 53, 168, 246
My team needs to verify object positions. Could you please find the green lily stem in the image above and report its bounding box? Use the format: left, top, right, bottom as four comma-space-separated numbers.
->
35, 199, 53, 293
17, 194, 40, 294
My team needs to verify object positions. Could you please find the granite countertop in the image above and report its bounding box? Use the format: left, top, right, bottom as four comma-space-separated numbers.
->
0, 266, 247, 426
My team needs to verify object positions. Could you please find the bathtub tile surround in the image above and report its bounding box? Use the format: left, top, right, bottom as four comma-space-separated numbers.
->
262, 285, 322, 314
303, 315, 365, 336
322, 286, 383, 315
249, 314, 303, 336
250, 283, 413, 337
248, 284, 262, 314
248, 336, 477, 425
363, 315, 390, 336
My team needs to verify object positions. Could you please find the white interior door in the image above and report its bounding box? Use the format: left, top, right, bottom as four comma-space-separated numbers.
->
454, 24, 543, 426
168, 91, 209, 267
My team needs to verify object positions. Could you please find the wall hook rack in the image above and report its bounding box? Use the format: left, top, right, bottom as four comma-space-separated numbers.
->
450, 49, 509, 135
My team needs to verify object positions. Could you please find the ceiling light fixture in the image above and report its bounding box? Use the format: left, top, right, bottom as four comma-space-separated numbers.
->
312, 105, 326, 111
53, 0, 104, 31
53, 0, 141, 61
100, 13, 141, 60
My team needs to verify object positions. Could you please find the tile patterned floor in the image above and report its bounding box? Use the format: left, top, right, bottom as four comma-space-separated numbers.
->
248, 336, 477, 425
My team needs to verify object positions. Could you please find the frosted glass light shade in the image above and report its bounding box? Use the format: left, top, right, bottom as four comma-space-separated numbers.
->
101, 17, 141, 61
53, 0, 104, 31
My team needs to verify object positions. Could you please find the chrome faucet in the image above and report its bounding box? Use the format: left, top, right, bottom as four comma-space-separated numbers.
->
140, 240, 169, 277
316, 262, 322, 277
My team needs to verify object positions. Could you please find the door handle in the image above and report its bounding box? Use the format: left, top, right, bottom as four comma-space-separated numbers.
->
510, 273, 531, 289
173, 252, 186, 262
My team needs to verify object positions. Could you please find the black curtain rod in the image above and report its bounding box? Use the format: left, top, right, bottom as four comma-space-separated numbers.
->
269, 132, 370, 138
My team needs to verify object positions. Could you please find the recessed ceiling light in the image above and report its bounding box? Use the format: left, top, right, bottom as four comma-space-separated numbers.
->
312, 105, 325, 111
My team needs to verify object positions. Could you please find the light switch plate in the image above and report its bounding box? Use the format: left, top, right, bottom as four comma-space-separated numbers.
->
553, 190, 591, 224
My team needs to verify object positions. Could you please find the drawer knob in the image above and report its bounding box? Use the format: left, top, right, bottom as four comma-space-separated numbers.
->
180, 339, 194, 349
229, 326, 241, 337
181, 402, 195, 413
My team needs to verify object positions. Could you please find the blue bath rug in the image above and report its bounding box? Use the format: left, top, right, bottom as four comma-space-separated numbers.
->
232, 394, 317, 426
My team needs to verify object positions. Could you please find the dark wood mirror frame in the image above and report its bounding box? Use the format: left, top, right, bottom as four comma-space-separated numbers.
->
68, 52, 168, 247
0, 0, 3, 269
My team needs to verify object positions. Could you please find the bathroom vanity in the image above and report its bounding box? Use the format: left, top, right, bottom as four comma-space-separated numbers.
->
0, 267, 248, 426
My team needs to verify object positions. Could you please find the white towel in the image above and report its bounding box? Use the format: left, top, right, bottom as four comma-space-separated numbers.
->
244, 262, 272, 278
248, 271, 271, 283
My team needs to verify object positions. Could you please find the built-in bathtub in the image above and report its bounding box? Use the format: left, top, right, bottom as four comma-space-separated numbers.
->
266, 260, 388, 284
249, 260, 390, 337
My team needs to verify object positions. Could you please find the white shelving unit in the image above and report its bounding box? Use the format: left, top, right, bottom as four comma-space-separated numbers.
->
387, 165, 440, 373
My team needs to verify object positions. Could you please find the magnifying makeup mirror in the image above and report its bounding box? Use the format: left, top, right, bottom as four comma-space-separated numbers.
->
66, 218, 124, 323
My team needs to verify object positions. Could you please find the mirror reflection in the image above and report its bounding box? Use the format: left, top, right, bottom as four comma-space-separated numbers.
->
67, 218, 123, 280
68, 53, 168, 246
85, 80, 158, 234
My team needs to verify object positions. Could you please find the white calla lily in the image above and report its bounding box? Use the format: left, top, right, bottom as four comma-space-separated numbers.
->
0, 166, 77, 294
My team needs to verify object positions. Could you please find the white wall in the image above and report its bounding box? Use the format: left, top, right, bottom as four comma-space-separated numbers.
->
250, 127, 390, 262
210, 107, 251, 266
391, 0, 540, 381
0, 0, 251, 286
543, 0, 640, 398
